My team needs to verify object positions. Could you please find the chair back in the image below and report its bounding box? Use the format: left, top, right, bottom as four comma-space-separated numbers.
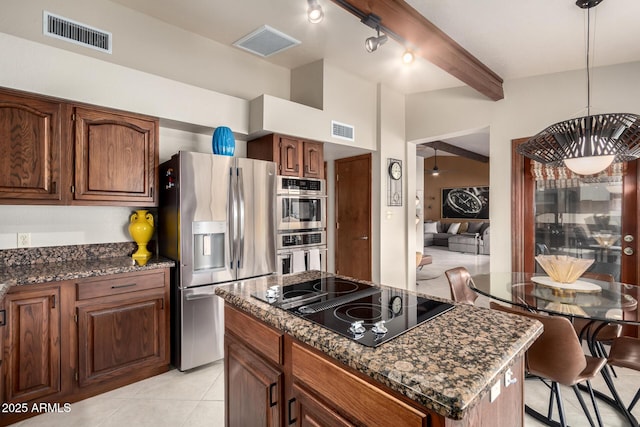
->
445, 267, 478, 305
490, 302, 587, 386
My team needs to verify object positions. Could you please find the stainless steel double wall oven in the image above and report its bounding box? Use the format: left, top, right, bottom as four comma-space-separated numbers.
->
276, 176, 327, 274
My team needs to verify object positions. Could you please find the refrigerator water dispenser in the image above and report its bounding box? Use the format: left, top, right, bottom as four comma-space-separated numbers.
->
192, 221, 226, 271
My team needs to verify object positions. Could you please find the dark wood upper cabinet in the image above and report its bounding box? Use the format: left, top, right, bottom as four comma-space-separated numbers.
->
248, 133, 324, 179
73, 107, 157, 205
0, 90, 65, 203
302, 140, 324, 179
0, 87, 159, 206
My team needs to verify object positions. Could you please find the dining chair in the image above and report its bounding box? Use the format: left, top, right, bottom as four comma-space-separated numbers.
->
444, 267, 478, 305
573, 272, 622, 375
490, 302, 605, 427
607, 336, 640, 412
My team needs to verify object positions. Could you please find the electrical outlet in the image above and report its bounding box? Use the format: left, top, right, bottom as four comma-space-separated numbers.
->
17, 233, 31, 248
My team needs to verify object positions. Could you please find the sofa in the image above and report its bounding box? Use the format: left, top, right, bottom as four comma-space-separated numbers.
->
423, 221, 490, 254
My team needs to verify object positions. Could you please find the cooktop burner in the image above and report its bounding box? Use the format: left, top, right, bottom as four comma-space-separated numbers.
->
252, 277, 454, 347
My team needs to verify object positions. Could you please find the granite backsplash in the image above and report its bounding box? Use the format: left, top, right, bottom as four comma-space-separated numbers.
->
0, 242, 139, 267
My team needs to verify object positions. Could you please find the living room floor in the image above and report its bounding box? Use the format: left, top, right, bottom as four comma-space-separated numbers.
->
12, 248, 638, 426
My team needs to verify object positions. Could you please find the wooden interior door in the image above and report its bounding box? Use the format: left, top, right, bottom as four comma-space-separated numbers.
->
512, 138, 640, 335
335, 154, 371, 281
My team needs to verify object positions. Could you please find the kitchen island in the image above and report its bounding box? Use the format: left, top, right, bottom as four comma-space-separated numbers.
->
215, 271, 542, 427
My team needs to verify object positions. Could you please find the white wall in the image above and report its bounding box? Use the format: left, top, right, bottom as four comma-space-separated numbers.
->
375, 85, 410, 288
406, 61, 640, 271
0, 0, 290, 101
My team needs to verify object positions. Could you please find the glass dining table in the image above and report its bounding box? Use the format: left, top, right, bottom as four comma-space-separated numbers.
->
470, 272, 640, 427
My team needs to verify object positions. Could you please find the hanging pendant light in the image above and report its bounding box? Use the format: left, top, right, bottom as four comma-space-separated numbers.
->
517, 0, 640, 175
430, 149, 440, 176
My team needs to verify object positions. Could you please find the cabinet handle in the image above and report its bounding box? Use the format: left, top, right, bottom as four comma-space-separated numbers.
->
268, 382, 277, 407
0, 309, 6, 327
111, 283, 137, 289
52, 181, 57, 194
51, 294, 56, 309
287, 397, 297, 425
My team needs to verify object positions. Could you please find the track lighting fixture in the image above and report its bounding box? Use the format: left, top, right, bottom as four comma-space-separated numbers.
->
365, 27, 387, 52
307, 0, 324, 24
402, 49, 414, 65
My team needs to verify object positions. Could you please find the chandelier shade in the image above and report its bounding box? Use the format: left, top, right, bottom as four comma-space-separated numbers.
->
517, 112, 640, 172
517, 0, 640, 175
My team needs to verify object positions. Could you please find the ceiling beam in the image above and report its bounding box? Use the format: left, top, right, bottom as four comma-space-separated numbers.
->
419, 141, 489, 163
330, 0, 504, 101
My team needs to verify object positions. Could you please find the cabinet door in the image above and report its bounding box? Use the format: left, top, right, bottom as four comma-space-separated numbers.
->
77, 292, 166, 387
226, 339, 282, 427
73, 107, 157, 205
2, 287, 61, 402
302, 141, 324, 179
279, 136, 301, 177
293, 383, 355, 427
0, 90, 64, 202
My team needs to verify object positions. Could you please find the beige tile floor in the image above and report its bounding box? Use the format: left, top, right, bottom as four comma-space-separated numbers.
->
12, 246, 640, 426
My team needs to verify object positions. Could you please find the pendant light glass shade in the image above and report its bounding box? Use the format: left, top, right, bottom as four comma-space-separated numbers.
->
563, 155, 614, 175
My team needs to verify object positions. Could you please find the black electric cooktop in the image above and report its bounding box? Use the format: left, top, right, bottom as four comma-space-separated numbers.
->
252, 277, 454, 347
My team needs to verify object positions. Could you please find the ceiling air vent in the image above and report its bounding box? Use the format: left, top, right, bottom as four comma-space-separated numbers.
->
331, 121, 355, 141
233, 25, 300, 57
43, 11, 112, 54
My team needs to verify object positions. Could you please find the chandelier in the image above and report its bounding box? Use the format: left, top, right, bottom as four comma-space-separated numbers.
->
517, 0, 640, 175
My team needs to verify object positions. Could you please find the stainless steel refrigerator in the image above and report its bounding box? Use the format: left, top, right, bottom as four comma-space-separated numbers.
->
159, 151, 276, 371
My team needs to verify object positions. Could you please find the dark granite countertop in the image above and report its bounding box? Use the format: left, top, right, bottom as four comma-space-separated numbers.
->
215, 271, 542, 420
0, 243, 174, 302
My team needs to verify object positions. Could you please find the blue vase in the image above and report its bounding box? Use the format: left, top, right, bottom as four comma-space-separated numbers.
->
212, 126, 235, 156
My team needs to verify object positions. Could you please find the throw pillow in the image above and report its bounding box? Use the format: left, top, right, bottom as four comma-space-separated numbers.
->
459, 222, 469, 234
467, 222, 483, 234
447, 222, 461, 234
424, 222, 438, 234
480, 222, 491, 235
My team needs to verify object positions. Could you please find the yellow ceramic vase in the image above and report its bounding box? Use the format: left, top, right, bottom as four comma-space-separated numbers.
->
129, 209, 154, 264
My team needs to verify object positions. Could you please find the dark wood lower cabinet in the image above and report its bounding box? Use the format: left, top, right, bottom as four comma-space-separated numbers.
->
226, 337, 283, 427
292, 383, 355, 427
77, 293, 166, 387
0, 268, 170, 426
2, 287, 60, 403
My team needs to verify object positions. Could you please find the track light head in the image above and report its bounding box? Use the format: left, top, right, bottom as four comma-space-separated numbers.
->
365, 28, 387, 52
402, 49, 415, 64
307, 0, 324, 23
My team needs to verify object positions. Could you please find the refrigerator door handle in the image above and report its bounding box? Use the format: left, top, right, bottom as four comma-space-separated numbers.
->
185, 292, 218, 301
237, 166, 245, 268
229, 166, 237, 271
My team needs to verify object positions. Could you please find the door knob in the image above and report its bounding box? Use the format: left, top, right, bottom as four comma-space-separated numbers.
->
624, 234, 634, 243
358, 236, 369, 240
623, 247, 634, 256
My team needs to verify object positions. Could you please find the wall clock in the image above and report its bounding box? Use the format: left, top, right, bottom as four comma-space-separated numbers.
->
387, 158, 402, 206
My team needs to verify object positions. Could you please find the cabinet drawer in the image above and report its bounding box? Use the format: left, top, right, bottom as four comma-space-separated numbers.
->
291, 341, 430, 427
77, 270, 165, 300
225, 304, 283, 365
